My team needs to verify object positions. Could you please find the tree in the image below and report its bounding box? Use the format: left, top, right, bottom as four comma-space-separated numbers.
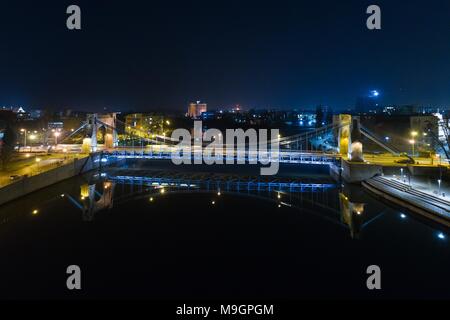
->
425, 116, 450, 160
0, 111, 18, 171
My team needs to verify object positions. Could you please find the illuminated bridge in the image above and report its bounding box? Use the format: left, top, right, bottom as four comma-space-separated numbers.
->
53, 112, 443, 184
101, 149, 341, 166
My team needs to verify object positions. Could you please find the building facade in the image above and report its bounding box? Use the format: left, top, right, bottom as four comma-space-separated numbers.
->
188, 101, 207, 118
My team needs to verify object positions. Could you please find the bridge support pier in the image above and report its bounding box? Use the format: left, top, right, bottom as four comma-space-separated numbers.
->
340, 159, 382, 184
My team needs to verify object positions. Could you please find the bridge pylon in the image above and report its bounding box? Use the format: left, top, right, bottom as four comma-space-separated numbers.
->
336, 114, 364, 162
84, 113, 119, 152
337, 114, 352, 157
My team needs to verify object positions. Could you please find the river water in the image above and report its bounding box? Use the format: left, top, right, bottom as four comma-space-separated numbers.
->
0, 162, 448, 299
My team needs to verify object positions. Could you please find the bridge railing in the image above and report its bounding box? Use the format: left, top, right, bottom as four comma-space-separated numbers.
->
102, 149, 341, 165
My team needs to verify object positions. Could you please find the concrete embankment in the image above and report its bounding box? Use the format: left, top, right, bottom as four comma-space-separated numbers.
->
0, 153, 114, 206
362, 176, 450, 227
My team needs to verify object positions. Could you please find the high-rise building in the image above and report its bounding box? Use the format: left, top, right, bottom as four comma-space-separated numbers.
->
188, 101, 207, 118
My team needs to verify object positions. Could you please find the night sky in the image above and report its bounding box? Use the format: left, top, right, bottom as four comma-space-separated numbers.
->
1, 0, 450, 112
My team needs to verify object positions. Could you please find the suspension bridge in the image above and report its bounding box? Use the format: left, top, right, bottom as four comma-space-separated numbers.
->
54, 112, 407, 164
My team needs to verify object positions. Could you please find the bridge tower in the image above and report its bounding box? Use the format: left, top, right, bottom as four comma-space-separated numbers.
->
337, 114, 352, 157
84, 113, 118, 152
335, 114, 364, 162
349, 118, 364, 162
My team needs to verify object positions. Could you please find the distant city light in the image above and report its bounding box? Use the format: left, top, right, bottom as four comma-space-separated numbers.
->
437, 233, 445, 240
400, 214, 406, 219
370, 90, 380, 97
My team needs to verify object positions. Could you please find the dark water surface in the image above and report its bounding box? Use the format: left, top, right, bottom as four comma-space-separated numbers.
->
0, 163, 448, 300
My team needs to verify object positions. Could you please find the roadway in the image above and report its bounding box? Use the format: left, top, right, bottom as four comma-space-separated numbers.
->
0, 152, 86, 188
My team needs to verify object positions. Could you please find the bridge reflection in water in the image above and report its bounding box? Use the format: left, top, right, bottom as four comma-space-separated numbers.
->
61, 171, 389, 240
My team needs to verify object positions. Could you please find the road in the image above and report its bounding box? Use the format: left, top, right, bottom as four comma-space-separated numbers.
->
0, 153, 85, 188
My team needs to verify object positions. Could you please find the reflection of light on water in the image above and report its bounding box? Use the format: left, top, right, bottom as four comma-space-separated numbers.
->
280, 202, 292, 208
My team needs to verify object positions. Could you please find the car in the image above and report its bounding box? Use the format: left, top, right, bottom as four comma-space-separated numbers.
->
9, 174, 22, 181
395, 158, 415, 164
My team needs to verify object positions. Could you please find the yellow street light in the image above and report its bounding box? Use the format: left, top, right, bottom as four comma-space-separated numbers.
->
409, 139, 416, 157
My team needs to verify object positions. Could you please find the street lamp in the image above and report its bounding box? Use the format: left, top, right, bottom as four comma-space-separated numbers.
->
29, 134, 37, 151
54, 131, 60, 146
409, 139, 416, 157
20, 129, 27, 149
35, 157, 41, 173
410, 131, 418, 157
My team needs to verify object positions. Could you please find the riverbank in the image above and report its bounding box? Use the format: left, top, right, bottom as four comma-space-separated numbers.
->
362, 176, 450, 227
0, 152, 110, 206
